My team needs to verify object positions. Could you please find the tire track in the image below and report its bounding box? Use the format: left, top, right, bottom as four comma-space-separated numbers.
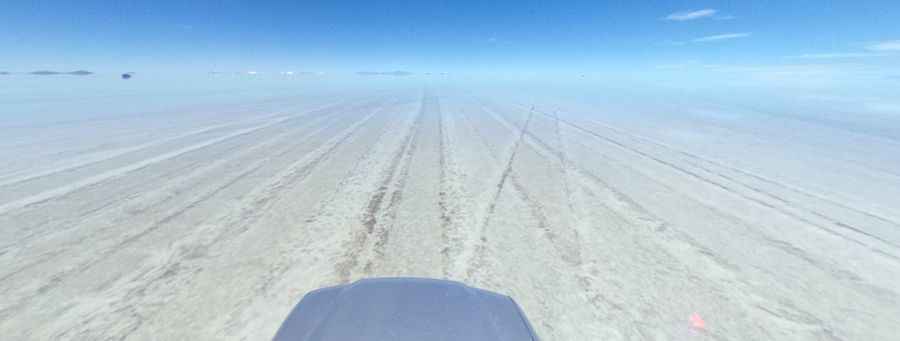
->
673, 112, 900, 180
0, 106, 331, 216
567, 165, 845, 341
0, 95, 346, 181
547, 109, 586, 267
475, 99, 900, 334
0, 104, 385, 325
492, 106, 535, 215
0, 161, 264, 322
474, 103, 583, 264
581, 115, 900, 235
336, 96, 425, 282
497, 101, 894, 280
525, 106, 900, 253
0, 112, 286, 188
202, 103, 388, 249
559, 127, 900, 301
363, 140, 416, 276
528, 105, 900, 246
451, 99, 610, 339
245, 102, 403, 297
100, 103, 392, 340
0, 100, 356, 253
299, 100, 414, 228
0, 95, 338, 183
462, 105, 549, 279
467, 99, 709, 267
435, 96, 469, 277
205, 102, 413, 339
0, 118, 328, 276
0, 97, 378, 209
551, 110, 577, 215
62, 104, 383, 340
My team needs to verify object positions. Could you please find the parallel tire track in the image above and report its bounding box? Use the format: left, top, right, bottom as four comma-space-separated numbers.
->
0, 103, 384, 324
0, 112, 284, 188
435, 96, 467, 277
336, 97, 424, 282
477, 104, 583, 264
240, 101, 405, 304
47, 104, 387, 340
484, 100, 893, 340
521, 105, 900, 253
463, 105, 538, 279
0, 101, 353, 216
0, 101, 357, 253
129, 105, 397, 338
543, 115, 900, 297
500, 97, 900, 254
581, 115, 900, 235
551, 105, 900, 243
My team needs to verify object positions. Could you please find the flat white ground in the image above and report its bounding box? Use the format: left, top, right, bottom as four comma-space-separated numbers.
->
1, 85, 899, 340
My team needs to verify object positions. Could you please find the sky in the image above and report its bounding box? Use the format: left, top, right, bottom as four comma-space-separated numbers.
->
1, 0, 899, 82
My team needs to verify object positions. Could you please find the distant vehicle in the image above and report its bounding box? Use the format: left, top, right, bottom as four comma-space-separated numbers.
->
275, 277, 539, 341
121, 73, 133, 79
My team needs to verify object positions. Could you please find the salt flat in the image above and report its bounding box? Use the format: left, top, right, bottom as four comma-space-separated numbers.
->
1, 82, 898, 340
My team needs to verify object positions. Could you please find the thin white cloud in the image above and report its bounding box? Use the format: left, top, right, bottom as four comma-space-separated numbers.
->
866, 40, 900, 51
664, 9, 717, 21
786, 52, 887, 59
692, 32, 751, 43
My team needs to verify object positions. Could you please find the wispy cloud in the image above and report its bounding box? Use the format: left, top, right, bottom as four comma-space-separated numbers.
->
786, 40, 900, 59
664, 9, 717, 21
786, 52, 887, 59
866, 40, 900, 51
692, 32, 751, 43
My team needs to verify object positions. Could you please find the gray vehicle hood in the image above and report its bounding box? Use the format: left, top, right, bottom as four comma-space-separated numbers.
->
274, 277, 538, 341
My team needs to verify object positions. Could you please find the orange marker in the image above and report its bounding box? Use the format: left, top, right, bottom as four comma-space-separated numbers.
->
690, 312, 706, 330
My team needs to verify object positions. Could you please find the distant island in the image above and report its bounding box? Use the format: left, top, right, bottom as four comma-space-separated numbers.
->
29, 70, 94, 76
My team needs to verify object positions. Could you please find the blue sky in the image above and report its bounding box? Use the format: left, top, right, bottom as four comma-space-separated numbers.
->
2, 0, 899, 76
